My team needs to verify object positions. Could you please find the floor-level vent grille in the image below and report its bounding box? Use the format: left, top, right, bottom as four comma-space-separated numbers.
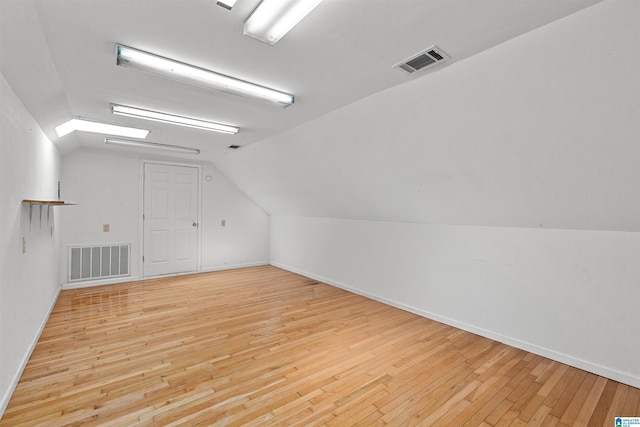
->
69, 244, 131, 282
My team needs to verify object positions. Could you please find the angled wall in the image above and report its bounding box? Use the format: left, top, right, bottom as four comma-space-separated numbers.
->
216, 0, 640, 387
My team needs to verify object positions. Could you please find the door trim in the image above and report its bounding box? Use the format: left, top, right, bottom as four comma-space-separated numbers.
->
139, 159, 202, 278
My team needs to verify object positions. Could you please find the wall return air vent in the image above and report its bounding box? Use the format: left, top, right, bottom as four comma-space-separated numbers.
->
68, 244, 131, 282
394, 45, 450, 74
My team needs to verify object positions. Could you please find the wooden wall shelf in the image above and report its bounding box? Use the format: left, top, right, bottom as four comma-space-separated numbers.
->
23, 200, 76, 230
22, 199, 76, 206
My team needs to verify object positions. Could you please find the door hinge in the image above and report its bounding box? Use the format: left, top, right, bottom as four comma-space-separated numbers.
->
142, 255, 145, 262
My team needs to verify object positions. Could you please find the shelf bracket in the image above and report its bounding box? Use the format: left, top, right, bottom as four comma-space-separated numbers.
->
22, 200, 76, 233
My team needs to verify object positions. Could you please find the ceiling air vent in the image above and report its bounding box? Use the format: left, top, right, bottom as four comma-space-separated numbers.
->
394, 45, 450, 74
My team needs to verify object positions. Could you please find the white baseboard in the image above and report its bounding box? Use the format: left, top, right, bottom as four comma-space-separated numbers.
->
271, 262, 640, 389
61, 262, 270, 289
0, 285, 61, 418
200, 261, 269, 273
62, 275, 141, 290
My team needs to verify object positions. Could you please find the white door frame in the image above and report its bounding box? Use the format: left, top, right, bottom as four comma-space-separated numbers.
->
139, 159, 202, 278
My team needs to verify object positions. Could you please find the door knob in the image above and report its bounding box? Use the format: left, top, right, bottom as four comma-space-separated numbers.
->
193, 222, 198, 227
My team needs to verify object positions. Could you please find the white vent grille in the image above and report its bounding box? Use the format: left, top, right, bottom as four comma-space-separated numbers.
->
68, 244, 131, 282
394, 45, 450, 74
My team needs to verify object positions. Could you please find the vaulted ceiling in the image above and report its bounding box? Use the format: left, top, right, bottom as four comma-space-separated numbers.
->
1, 0, 602, 160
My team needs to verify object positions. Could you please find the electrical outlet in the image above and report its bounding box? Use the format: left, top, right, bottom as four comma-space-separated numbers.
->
103, 224, 110, 232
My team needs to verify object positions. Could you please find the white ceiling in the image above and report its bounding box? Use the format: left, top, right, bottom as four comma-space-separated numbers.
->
1, 0, 602, 161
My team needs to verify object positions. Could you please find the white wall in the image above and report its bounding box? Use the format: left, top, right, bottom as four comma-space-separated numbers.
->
0, 73, 62, 415
59, 150, 141, 284
271, 216, 640, 387
59, 148, 269, 286
200, 162, 271, 271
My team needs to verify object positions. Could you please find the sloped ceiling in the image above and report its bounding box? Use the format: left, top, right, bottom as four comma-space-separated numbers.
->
1, 0, 601, 158
214, 0, 640, 232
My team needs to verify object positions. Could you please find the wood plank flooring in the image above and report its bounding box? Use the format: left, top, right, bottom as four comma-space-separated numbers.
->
1, 265, 638, 426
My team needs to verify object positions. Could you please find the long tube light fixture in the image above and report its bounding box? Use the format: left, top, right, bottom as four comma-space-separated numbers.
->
244, 0, 324, 46
105, 138, 200, 154
116, 44, 294, 107
112, 104, 239, 135
55, 118, 149, 139
216, 0, 237, 10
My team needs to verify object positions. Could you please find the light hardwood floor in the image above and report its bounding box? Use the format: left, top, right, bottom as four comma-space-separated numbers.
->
1, 266, 638, 426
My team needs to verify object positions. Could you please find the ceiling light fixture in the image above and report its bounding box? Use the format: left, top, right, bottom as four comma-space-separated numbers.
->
55, 118, 149, 139
244, 0, 323, 46
216, 0, 237, 10
112, 104, 239, 135
105, 138, 200, 154
116, 44, 294, 107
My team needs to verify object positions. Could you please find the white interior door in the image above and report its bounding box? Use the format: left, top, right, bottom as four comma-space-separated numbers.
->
143, 163, 199, 277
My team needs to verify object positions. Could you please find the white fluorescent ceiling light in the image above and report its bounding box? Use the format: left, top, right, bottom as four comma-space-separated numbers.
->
112, 104, 239, 135
244, 0, 324, 46
55, 118, 149, 139
116, 44, 294, 106
105, 138, 200, 154
217, 0, 237, 10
